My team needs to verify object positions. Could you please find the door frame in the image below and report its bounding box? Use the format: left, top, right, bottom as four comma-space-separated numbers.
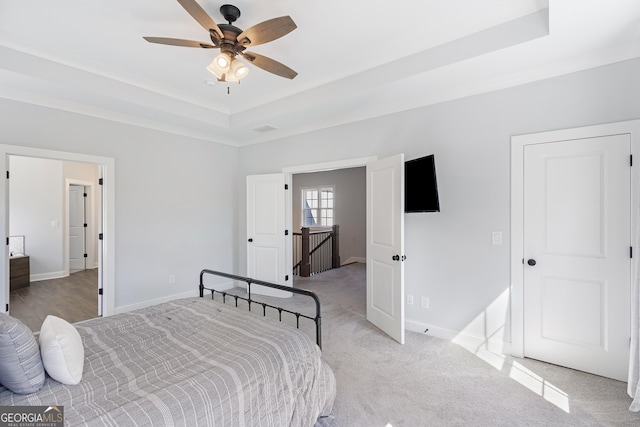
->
66, 180, 95, 274
282, 157, 377, 280
510, 119, 640, 357
0, 145, 116, 316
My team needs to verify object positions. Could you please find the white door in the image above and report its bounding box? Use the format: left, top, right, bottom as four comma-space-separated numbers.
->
523, 134, 631, 381
69, 185, 86, 271
247, 173, 292, 298
366, 154, 405, 344
97, 174, 104, 316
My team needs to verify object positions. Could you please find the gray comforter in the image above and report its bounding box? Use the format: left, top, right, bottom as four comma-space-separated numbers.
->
0, 297, 336, 426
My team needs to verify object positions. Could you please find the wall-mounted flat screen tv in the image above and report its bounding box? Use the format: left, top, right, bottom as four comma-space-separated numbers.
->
405, 154, 440, 213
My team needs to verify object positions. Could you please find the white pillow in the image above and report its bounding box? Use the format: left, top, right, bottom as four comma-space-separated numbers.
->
39, 315, 84, 385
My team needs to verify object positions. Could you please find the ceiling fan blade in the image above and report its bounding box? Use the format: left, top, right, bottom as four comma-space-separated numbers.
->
143, 37, 217, 49
177, 0, 223, 39
237, 16, 297, 47
242, 51, 297, 79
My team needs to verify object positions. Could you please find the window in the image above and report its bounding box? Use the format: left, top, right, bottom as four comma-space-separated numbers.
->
302, 186, 334, 227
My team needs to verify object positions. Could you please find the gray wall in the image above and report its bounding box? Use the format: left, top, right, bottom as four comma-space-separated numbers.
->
292, 167, 366, 264
2, 56, 638, 345
0, 101, 239, 310
238, 58, 640, 344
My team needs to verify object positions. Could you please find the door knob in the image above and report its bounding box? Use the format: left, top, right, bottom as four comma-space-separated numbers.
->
392, 255, 400, 261
527, 259, 536, 266
248, 238, 253, 242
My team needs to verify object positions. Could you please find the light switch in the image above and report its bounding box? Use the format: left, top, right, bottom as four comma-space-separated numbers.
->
492, 231, 502, 245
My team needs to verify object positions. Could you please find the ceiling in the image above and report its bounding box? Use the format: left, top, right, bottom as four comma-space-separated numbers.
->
0, 0, 639, 147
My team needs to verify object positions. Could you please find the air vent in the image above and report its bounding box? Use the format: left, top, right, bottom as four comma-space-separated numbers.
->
253, 125, 277, 133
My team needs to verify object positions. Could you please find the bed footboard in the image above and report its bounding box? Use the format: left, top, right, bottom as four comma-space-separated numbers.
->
199, 269, 323, 349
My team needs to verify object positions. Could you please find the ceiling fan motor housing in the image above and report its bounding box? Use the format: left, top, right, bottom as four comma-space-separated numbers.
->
216, 24, 245, 56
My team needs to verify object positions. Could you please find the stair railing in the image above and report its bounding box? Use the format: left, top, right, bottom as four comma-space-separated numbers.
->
293, 224, 340, 277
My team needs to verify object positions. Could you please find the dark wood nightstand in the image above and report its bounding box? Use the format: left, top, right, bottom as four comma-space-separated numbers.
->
10, 255, 30, 291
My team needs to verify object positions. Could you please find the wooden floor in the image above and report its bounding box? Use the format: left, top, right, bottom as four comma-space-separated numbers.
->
10, 269, 99, 332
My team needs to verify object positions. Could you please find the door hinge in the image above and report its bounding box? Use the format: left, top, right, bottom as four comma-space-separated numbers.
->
285, 230, 289, 235
631, 247, 633, 258
631, 155, 633, 166
84, 223, 88, 228
98, 288, 103, 295
6, 237, 8, 245
284, 184, 288, 190
99, 178, 103, 185
5, 304, 8, 312
98, 233, 103, 240
285, 275, 289, 281
5, 171, 8, 179
84, 254, 88, 258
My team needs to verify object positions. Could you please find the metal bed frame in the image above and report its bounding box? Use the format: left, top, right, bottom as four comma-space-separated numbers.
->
199, 269, 323, 349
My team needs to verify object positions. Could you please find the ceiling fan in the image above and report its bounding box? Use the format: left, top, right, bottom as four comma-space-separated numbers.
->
144, 0, 297, 83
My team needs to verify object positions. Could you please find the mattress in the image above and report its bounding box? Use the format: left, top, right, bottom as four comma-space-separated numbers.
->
0, 297, 336, 426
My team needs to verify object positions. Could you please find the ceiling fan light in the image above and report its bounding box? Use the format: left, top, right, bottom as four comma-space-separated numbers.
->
229, 59, 249, 80
215, 53, 230, 69
207, 53, 232, 79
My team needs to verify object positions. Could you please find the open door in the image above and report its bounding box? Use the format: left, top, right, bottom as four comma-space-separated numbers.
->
69, 184, 86, 271
97, 171, 104, 316
246, 173, 292, 298
366, 154, 405, 344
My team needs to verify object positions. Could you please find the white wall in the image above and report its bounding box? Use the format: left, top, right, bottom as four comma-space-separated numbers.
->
238, 57, 640, 346
292, 167, 366, 264
9, 157, 64, 277
0, 101, 239, 311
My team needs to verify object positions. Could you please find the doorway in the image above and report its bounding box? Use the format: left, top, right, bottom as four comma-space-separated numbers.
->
0, 144, 115, 318
67, 181, 97, 274
8, 158, 100, 326
69, 184, 87, 271
283, 156, 405, 343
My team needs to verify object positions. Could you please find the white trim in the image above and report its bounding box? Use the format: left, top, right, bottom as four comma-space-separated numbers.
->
117, 280, 236, 314
0, 144, 116, 316
342, 256, 366, 265
282, 156, 377, 174
406, 319, 512, 355
510, 119, 640, 358
29, 271, 67, 282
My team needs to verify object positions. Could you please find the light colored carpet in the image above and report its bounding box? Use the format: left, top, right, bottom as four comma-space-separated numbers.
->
222, 263, 640, 426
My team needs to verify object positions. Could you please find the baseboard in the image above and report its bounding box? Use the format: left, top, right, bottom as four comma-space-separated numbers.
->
406, 319, 512, 356
30, 271, 67, 282
115, 280, 235, 314
342, 257, 366, 265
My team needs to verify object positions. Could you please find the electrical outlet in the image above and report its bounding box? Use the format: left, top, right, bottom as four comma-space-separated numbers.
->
407, 294, 414, 305
421, 297, 429, 309
169, 274, 176, 284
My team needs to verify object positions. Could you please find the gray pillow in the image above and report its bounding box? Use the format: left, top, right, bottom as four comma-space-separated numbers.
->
0, 313, 45, 394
